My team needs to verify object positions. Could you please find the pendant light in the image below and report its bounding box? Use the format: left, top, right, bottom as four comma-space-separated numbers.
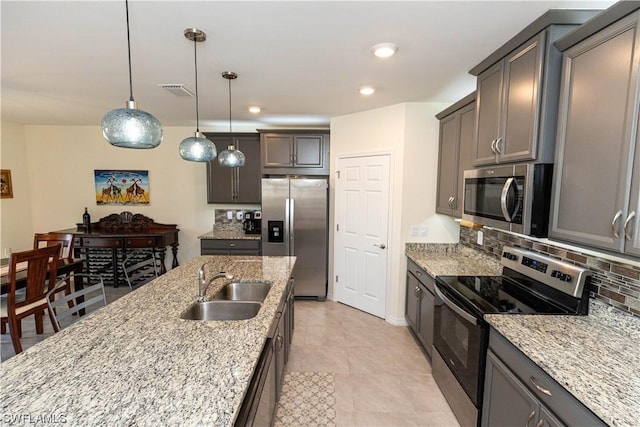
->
179, 28, 217, 162
102, 0, 163, 149
218, 71, 246, 168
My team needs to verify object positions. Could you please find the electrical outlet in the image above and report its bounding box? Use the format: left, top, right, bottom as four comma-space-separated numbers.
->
477, 230, 484, 245
411, 226, 418, 236
420, 226, 428, 236
237, 211, 244, 220
227, 211, 233, 220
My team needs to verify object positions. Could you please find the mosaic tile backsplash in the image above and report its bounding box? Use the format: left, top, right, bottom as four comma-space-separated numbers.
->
460, 227, 640, 318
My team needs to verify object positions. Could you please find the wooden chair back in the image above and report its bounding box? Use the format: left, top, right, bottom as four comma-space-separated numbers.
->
4, 245, 60, 354
33, 233, 74, 261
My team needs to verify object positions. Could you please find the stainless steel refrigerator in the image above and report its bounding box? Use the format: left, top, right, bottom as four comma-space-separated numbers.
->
261, 177, 328, 299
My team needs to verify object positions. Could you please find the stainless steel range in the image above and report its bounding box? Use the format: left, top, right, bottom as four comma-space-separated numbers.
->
432, 246, 591, 427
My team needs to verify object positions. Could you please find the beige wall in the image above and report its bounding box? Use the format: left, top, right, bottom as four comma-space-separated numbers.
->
0, 122, 35, 252
329, 102, 459, 324
4, 122, 228, 266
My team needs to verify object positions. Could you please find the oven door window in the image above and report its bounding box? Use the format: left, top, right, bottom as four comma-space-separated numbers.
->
434, 297, 484, 407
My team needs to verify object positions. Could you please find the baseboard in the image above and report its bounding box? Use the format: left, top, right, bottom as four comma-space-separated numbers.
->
385, 314, 408, 326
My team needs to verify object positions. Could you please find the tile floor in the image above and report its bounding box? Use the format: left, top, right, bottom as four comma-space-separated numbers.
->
289, 300, 460, 427
2, 289, 460, 427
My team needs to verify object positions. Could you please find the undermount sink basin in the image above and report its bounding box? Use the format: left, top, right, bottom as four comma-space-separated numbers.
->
180, 300, 262, 321
212, 281, 272, 302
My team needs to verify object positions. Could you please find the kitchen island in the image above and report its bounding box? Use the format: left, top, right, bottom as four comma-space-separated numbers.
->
0, 255, 295, 426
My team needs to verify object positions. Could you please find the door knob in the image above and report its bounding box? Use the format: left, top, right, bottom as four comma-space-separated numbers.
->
374, 243, 386, 249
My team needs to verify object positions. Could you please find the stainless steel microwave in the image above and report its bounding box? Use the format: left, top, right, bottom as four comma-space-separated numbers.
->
462, 164, 553, 237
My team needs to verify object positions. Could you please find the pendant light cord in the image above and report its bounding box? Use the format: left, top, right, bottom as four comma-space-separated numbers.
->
194, 38, 200, 133
125, 0, 134, 102
228, 77, 233, 134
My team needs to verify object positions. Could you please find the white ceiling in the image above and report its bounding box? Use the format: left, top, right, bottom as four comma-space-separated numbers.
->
1, 0, 614, 129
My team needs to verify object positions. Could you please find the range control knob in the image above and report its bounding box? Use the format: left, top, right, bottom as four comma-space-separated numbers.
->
503, 252, 518, 261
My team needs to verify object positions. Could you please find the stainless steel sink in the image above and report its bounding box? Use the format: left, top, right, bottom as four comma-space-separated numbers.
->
212, 281, 272, 302
180, 300, 262, 321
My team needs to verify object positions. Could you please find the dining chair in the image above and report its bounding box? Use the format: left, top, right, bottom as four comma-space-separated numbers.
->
121, 250, 159, 290
46, 274, 107, 332
33, 232, 75, 307
0, 245, 60, 354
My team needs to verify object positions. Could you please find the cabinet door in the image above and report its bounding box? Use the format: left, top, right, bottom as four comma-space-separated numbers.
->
455, 102, 476, 217
417, 283, 434, 357
294, 135, 324, 168
405, 272, 420, 332
482, 350, 540, 427
436, 113, 459, 215
550, 13, 640, 252
236, 136, 261, 204
500, 33, 545, 163
474, 62, 503, 165
206, 135, 234, 203
626, 113, 640, 256
262, 135, 294, 167
274, 312, 286, 401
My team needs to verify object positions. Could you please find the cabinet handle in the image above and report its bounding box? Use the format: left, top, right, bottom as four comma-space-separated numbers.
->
529, 376, 552, 396
624, 211, 636, 241
490, 139, 497, 154
495, 137, 503, 154
229, 243, 236, 247
277, 334, 284, 349
535, 420, 544, 427
414, 270, 422, 277
612, 210, 623, 238
413, 286, 420, 297
447, 196, 454, 208
450, 197, 456, 209
526, 410, 536, 427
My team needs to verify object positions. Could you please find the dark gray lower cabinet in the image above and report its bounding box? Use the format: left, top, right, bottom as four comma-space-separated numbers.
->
236, 279, 294, 426
405, 258, 434, 357
200, 239, 261, 256
482, 328, 605, 427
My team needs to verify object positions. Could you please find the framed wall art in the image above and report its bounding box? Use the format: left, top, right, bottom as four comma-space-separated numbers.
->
94, 170, 150, 205
1, 169, 13, 199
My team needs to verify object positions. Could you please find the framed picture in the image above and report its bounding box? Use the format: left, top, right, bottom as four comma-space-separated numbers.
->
94, 170, 150, 205
0, 169, 13, 199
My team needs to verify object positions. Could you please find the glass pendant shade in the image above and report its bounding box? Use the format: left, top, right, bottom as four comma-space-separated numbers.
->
102, 101, 163, 149
218, 145, 246, 167
179, 132, 217, 162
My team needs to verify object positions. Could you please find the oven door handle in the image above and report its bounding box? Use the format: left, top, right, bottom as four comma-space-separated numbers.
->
434, 285, 478, 325
500, 177, 517, 222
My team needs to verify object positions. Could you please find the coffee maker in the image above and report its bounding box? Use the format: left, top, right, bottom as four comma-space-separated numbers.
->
243, 211, 262, 235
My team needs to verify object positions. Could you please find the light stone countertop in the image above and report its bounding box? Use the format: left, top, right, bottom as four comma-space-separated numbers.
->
486, 300, 640, 427
405, 243, 503, 277
0, 255, 295, 426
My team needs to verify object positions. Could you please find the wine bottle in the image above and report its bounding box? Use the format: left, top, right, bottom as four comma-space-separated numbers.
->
83, 207, 91, 232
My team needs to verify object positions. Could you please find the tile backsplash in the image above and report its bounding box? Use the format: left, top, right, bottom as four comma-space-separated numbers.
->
460, 227, 640, 318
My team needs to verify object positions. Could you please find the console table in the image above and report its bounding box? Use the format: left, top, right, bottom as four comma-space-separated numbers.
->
57, 212, 179, 287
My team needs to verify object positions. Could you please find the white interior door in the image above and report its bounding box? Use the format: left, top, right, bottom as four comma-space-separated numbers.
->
335, 154, 390, 318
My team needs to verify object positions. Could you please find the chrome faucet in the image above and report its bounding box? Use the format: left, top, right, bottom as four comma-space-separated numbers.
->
197, 264, 234, 301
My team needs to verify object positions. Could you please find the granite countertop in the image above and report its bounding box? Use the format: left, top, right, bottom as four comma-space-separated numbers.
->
405, 243, 502, 277
199, 224, 261, 240
486, 300, 640, 427
0, 255, 295, 426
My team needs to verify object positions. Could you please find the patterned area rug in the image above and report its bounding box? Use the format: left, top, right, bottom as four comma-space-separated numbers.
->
274, 371, 336, 427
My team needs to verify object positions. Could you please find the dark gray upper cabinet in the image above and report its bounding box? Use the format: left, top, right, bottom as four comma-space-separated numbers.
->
470, 10, 600, 166
550, 7, 640, 256
259, 130, 329, 175
205, 133, 261, 204
436, 93, 476, 217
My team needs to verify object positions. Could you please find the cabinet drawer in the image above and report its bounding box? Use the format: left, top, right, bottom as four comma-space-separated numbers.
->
125, 237, 157, 248
81, 237, 123, 248
489, 329, 605, 425
201, 239, 260, 251
407, 258, 434, 293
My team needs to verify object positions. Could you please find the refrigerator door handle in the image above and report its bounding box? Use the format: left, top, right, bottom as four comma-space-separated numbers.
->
289, 198, 295, 255
285, 198, 291, 255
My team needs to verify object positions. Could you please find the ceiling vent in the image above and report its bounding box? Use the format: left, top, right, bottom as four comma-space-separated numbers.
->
158, 84, 195, 97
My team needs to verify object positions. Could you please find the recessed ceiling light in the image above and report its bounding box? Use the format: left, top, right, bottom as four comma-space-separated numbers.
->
248, 106, 262, 114
359, 86, 375, 96
371, 43, 398, 58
